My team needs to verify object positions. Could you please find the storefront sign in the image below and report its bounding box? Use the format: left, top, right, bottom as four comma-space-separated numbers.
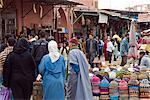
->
98, 13, 108, 24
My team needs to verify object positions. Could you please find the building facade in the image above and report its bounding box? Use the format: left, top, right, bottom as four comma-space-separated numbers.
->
126, 4, 150, 12
75, 0, 98, 9
0, 0, 81, 41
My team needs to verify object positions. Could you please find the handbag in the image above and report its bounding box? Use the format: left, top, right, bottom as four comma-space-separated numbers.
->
0, 88, 12, 100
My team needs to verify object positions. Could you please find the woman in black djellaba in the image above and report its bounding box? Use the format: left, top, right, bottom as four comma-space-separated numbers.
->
3, 38, 36, 100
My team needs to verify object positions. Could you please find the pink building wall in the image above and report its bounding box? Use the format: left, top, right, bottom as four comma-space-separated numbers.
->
3, 0, 71, 35
3, 0, 97, 36
15, 0, 53, 34
23, 4, 53, 27
75, 0, 98, 9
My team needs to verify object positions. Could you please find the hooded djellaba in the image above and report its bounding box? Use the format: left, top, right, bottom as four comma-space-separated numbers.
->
3, 38, 36, 100
38, 40, 66, 100
66, 38, 93, 100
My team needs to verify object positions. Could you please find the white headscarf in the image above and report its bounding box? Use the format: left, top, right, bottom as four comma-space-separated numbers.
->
48, 40, 60, 63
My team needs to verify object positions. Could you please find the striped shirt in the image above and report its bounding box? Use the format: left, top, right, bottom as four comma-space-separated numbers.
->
0, 46, 13, 71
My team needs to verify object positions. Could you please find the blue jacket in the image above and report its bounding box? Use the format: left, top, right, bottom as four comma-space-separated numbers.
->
120, 38, 129, 56
86, 39, 98, 54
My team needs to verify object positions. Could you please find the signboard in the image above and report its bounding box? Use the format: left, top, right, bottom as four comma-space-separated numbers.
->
138, 13, 150, 22
98, 13, 108, 24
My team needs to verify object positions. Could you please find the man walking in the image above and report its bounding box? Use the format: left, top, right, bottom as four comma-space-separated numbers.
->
32, 31, 48, 76
106, 37, 115, 64
67, 38, 92, 100
120, 34, 129, 66
86, 34, 98, 67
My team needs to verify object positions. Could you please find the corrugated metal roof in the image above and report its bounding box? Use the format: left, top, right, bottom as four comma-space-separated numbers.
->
75, 9, 132, 20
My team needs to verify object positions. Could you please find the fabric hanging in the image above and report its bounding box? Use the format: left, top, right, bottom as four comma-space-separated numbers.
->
33, 4, 37, 13
40, 5, 43, 18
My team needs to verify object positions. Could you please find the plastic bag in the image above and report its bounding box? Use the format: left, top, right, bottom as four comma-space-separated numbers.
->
0, 88, 12, 100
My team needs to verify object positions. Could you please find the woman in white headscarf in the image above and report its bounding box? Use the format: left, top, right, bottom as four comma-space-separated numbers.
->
38, 40, 65, 100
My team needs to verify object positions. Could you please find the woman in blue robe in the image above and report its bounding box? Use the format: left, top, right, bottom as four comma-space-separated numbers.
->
38, 40, 65, 100
66, 38, 93, 100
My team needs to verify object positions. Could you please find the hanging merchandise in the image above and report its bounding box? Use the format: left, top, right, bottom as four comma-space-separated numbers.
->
69, 7, 73, 24
81, 15, 85, 25
0, 0, 3, 6
73, 11, 77, 19
33, 4, 37, 14
0, 0, 3, 8
86, 18, 91, 25
128, 20, 139, 59
40, 5, 43, 19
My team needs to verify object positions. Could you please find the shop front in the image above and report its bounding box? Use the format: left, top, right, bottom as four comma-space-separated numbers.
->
0, 0, 81, 42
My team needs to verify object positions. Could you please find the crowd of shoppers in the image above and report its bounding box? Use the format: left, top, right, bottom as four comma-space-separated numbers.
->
0, 31, 93, 100
0, 30, 149, 100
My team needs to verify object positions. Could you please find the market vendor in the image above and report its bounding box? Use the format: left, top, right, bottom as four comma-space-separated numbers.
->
139, 50, 150, 69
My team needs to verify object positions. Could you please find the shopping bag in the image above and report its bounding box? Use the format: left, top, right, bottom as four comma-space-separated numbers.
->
0, 88, 12, 100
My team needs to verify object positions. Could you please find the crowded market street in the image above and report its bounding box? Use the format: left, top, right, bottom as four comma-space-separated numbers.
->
0, 0, 150, 100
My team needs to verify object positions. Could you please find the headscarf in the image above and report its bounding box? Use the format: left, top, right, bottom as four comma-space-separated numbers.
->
13, 38, 29, 54
69, 38, 79, 46
69, 38, 79, 50
48, 40, 60, 63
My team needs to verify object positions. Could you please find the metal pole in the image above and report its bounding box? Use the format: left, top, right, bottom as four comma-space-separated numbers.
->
21, 0, 24, 31
0, 11, 2, 41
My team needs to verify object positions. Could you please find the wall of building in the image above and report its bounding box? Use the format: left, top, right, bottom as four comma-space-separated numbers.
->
23, 4, 53, 27
126, 4, 150, 12
16, 0, 54, 34
1, 0, 81, 40
75, 0, 98, 9
1, 0, 54, 35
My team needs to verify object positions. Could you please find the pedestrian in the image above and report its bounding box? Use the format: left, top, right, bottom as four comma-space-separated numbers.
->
139, 51, 150, 69
81, 38, 86, 54
0, 34, 13, 53
0, 38, 16, 83
60, 42, 69, 67
98, 38, 104, 59
67, 38, 93, 100
3, 38, 36, 100
28, 33, 36, 43
38, 40, 65, 100
113, 38, 119, 61
32, 31, 48, 76
106, 37, 115, 64
120, 33, 129, 66
86, 34, 98, 67
103, 38, 108, 61
28, 33, 37, 52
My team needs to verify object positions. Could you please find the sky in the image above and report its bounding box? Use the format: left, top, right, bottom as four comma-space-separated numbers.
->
99, 0, 150, 10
